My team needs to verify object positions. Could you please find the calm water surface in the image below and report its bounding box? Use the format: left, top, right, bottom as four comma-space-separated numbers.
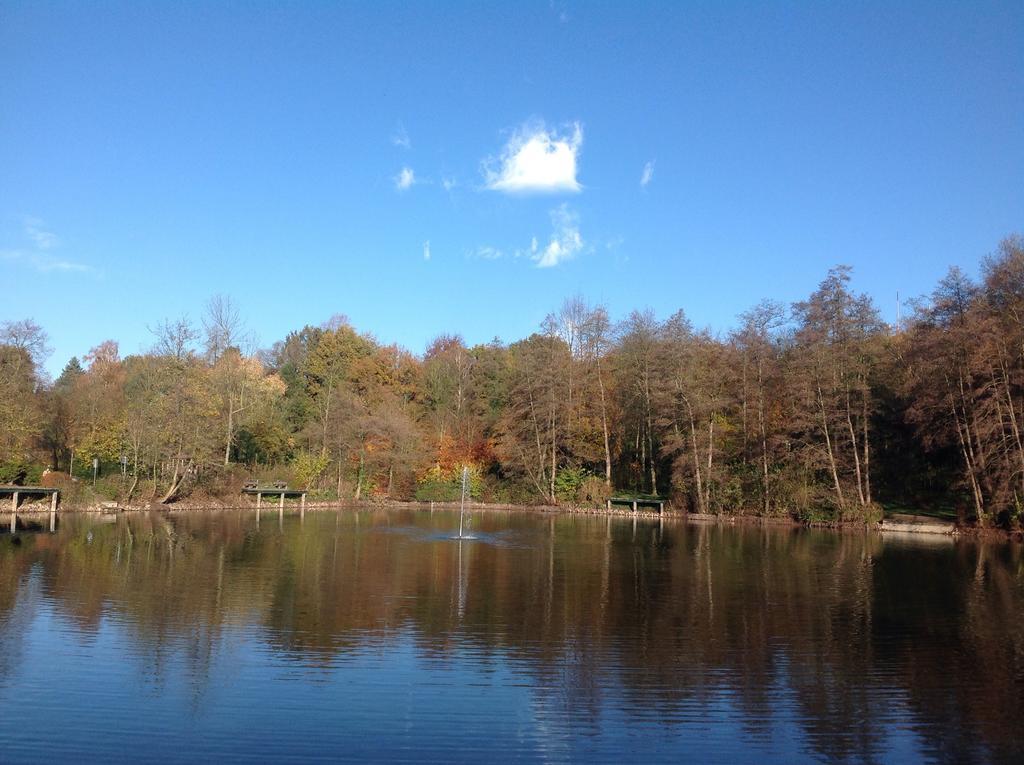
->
1, 508, 1022, 763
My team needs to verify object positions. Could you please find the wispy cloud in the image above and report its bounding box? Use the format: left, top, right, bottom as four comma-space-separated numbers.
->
483, 121, 583, 194
441, 176, 457, 192
640, 160, 655, 188
1, 249, 91, 274
395, 166, 416, 191
472, 246, 504, 260
532, 204, 583, 268
472, 206, 585, 268
24, 217, 59, 249
423, 240, 431, 261
1, 217, 92, 275
32, 254, 90, 273
391, 122, 411, 150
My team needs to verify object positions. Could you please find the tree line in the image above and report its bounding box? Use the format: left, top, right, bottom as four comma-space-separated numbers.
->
2, 235, 1022, 526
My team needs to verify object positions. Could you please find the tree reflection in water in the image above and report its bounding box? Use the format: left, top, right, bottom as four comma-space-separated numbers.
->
0, 509, 1021, 763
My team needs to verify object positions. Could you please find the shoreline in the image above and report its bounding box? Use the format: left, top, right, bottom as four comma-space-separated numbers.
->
10, 494, 1021, 542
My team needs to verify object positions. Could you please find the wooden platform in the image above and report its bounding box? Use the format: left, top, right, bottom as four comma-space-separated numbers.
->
242, 486, 308, 511
881, 514, 957, 535
0, 485, 60, 532
607, 496, 666, 513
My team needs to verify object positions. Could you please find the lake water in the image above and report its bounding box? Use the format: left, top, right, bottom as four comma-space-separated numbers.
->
1, 508, 1022, 763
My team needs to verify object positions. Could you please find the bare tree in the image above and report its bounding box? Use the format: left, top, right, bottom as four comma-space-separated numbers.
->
202, 294, 244, 362
0, 318, 52, 367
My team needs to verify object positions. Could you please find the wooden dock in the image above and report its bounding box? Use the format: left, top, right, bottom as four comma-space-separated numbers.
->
242, 484, 308, 512
1, 485, 60, 532
607, 496, 666, 513
881, 513, 957, 535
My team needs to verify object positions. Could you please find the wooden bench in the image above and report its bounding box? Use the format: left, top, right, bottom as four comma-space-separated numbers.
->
607, 496, 666, 513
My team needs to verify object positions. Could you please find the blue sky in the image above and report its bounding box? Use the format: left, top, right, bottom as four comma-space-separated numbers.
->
2, 1, 1021, 375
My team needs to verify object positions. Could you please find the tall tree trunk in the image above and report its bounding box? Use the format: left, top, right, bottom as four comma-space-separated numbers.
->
643, 369, 657, 493
525, 377, 547, 492
845, 387, 865, 507
958, 371, 991, 512
224, 394, 234, 466
705, 415, 715, 512
758, 359, 769, 515
354, 450, 364, 500
818, 382, 845, 511
549, 399, 557, 503
948, 372, 985, 522
862, 391, 871, 505
126, 441, 140, 502
648, 421, 657, 494
741, 355, 749, 464
953, 399, 985, 522
321, 383, 333, 456
997, 356, 1024, 497
596, 357, 612, 487
685, 398, 706, 514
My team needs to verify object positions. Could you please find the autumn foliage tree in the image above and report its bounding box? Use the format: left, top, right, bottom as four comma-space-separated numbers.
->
2, 238, 1022, 527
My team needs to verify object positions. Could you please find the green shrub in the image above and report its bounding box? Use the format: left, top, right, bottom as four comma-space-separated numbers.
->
0, 460, 44, 485
292, 451, 330, 490
415, 464, 482, 502
553, 466, 590, 503
481, 475, 541, 505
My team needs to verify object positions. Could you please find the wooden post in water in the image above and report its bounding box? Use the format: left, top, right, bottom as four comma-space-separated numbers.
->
300, 492, 306, 520
256, 492, 262, 510
279, 492, 285, 524
50, 491, 58, 532
632, 499, 638, 513
606, 499, 611, 511
10, 491, 17, 533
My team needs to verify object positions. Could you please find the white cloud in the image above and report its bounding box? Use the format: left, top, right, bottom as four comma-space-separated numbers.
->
484, 121, 583, 194
533, 204, 583, 268
391, 123, 411, 150
24, 217, 58, 249
423, 240, 431, 261
395, 166, 416, 191
640, 160, 655, 188
441, 176, 457, 191
473, 246, 504, 260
